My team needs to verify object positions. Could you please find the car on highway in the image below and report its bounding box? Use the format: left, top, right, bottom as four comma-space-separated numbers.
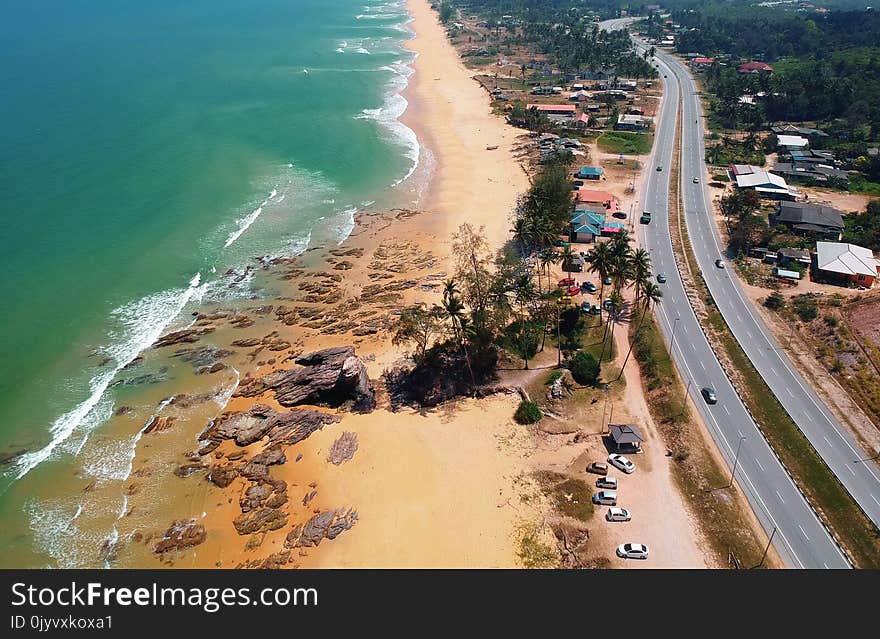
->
693, 177, 700, 183
582, 281, 597, 293
587, 461, 608, 475
640, 210, 652, 224
617, 543, 649, 559
656, 272, 667, 283
596, 476, 618, 489
701, 387, 717, 404
715, 258, 725, 269
592, 490, 618, 506
607, 453, 635, 474
656, 165, 663, 171
606, 507, 632, 522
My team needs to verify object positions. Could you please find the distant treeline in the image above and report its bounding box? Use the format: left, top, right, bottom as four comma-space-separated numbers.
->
665, 7, 880, 140
452, 0, 658, 78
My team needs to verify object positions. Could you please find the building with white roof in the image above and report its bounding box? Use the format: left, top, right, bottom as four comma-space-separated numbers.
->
815, 241, 880, 287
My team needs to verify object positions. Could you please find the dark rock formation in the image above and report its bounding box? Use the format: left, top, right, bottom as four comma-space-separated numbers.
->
235, 346, 375, 412
285, 508, 358, 548
206, 403, 340, 448
152, 327, 215, 348
233, 507, 287, 535
207, 465, 239, 488
326, 431, 358, 465
153, 519, 207, 553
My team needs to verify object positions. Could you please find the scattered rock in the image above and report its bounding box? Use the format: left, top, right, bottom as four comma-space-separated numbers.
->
326, 431, 358, 465
233, 507, 288, 535
153, 327, 215, 348
285, 508, 358, 548
153, 519, 207, 553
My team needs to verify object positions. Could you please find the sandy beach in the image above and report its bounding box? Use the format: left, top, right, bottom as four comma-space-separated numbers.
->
111, 0, 540, 569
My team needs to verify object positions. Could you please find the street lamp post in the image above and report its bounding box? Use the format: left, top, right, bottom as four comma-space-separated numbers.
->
729, 435, 746, 488
669, 317, 681, 357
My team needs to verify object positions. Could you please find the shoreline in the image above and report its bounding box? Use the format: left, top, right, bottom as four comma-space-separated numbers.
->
107, 0, 535, 569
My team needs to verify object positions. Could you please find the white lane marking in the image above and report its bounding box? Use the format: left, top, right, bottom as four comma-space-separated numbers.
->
776, 490, 785, 504
786, 387, 795, 398
823, 436, 833, 448
755, 457, 765, 472
700, 360, 706, 371
723, 405, 731, 416
799, 525, 810, 541
846, 464, 856, 477
872, 495, 880, 507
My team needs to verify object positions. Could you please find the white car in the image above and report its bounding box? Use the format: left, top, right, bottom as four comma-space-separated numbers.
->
608, 453, 635, 474
596, 476, 618, 490
617, 543, 649, 559
606, 507, 631, 522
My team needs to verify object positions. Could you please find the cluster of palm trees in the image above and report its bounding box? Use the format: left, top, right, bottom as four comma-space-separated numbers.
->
512, 222, 663, 380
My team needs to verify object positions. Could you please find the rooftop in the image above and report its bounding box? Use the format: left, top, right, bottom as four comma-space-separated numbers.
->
610, 424, 644, 445
816, 242, 880, 278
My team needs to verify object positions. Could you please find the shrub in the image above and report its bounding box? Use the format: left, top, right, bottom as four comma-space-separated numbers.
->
793, 295, 818, 322
569, 350, 600, 385
545, 370, 563, 386
764, 292, 785, 311
514, 400, 542, 424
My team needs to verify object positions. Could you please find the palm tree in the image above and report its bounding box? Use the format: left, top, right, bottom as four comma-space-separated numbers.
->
599, 290, 624, 363
439, 279, 476, 393
616, 282, 663, 381
512, 273, 537, 369
585, 241, 613, 310
511, 218, 533, 256
628, 248, 652, 305
560, 244, 575, 280
539, 249, 558, 293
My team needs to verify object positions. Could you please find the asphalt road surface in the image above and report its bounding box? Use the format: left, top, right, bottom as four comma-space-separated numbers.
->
600, 18, 852, 568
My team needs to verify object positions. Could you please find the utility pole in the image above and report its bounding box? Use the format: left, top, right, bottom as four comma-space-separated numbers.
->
758, 526, 777, 569
729, 435, 746, 488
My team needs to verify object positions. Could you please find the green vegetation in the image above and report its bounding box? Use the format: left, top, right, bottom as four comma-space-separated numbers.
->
517, 525, 559, 569
569, 350, 600, 385
792, 294, 819, 322
844, 200, 880, 251
536, 471, 594, 522
514, 400, 543, 425
544, 370, 563, 386
763, 292, 785, 311
597, 131, 652, 155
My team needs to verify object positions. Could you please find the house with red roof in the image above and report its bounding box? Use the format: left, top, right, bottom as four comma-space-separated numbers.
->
738, 61, 773, 74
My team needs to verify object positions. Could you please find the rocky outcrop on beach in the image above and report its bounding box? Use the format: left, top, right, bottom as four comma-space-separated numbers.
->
152, 326, 215, 348
326, 431, 358, 465
233, 506, 288, 535
153, 519, 207, 554
205, 403, 340, 448
236, 550, 293, 569
234, 346, 375, 412
284, 508, 358, 548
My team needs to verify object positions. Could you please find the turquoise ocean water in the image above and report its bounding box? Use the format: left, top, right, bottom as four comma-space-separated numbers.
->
0, 0, 421, 565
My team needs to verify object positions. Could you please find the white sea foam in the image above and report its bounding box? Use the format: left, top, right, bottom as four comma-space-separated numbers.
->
13, 272, 204, 480
225, 187, 279, 248
355, 47, 371, 55
356, 92, 419, 186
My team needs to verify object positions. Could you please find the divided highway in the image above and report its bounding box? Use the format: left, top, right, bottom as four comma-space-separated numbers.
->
601, 18, 850, 568
657, 43, 880, 533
